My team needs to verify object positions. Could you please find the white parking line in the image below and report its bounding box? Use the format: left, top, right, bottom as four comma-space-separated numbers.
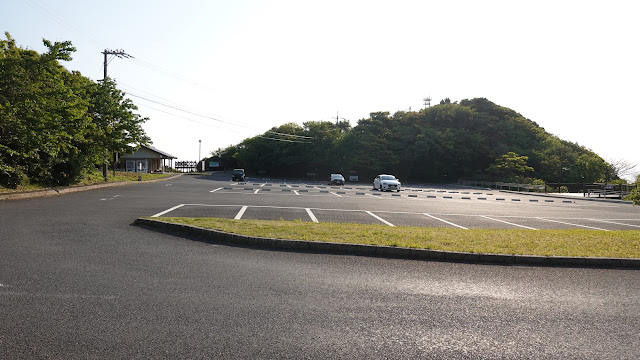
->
535, 217, 610, 231
480, 215, 537, 230
151, 204, 185, 217
253, 189, 261, 194
366, 211, 395, 226
260, 183, 266, 187
235, 206, 248, 220
306, 208, 319, 223
589, 219, 640, 229
423, 213, 468, 229
210, 187, 223, 193
294, 190, 300, 195
330, 192, 343, 197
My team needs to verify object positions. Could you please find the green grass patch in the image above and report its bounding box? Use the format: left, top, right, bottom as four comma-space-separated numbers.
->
154, 217, 640, 259
0, 170, 175, 194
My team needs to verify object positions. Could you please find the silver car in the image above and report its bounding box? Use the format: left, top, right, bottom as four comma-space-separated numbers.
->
373, 174, 401, 192
329, 173, 345, 185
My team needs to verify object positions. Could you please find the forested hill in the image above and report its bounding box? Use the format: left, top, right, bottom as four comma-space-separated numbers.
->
214, 98, 613, 184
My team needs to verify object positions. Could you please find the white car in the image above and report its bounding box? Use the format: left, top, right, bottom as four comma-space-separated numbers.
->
373, 174, 401, 192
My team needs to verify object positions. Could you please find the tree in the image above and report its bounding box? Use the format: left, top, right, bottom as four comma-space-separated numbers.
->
625, 174, 640, 205
0, 33, 150, 188
87, 77, 151, 167
607, 158, 637, 182
486, 152, 534, 182
211, 97, 613, 184
0, 32, 89, 186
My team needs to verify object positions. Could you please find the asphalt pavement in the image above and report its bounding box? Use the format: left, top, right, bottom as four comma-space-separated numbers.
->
1, 173, 639, 359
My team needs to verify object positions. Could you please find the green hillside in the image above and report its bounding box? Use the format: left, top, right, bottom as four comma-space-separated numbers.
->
214, 98, 614, 184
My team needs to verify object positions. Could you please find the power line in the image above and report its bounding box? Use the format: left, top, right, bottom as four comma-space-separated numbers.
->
258, 136, 309, 144
125, 91, 312, 143
23, 0, 107, 49
119, 82, 193, 110
267, 131, 313, 139
125, 91, 248, 129
123, 57, 201, 86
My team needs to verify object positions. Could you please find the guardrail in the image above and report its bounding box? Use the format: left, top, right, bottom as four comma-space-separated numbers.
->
460, 180, 635, 199
585, 189, 629, 199
458, 180, 545, 192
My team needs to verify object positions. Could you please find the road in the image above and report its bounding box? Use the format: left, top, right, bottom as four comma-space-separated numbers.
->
1, 173, 639, 359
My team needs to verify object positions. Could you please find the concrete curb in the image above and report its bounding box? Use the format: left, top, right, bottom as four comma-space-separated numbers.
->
0, 174, 183, 201
133, 217, 640, 269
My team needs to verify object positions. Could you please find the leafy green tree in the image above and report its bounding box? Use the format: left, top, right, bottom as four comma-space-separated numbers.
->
625, 174, 640, 205
0, 32, 89, 186
87, 78, 151, 167
565, 153, 608, 183
486, 152, 534, 182
218, 97, 612, 184
211, 145, 239, 170
0, 33, 150, 188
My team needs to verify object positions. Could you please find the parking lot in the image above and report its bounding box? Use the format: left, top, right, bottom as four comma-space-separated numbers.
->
150, 178, 640, 231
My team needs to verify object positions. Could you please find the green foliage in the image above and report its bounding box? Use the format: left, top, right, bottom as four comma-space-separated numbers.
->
214, 98, 612, 184
625, 175, 640, 205
486, 152, 534, 182
0, 33, 149, 188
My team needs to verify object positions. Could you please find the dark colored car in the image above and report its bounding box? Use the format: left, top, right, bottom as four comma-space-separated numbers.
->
232, 168, 245, 181
329, 173, 345, 185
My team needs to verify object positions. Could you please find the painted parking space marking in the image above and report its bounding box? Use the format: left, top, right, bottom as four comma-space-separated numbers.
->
235, 206, 248, 220
589, 219, 640, 229
366, 211, 395, 227
424, 213, 468, 230
150, 203, 637, 230
306, 208, 319, 223
210, 187, 223, 193
480, 215, 538, 230
151, 204, 185, 217
253, 189, 261, 194
535, 217, 610, 231
209, 186, 603, 207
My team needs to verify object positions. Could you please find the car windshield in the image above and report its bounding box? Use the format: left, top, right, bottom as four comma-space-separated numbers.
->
331, 174, 343, 179
233, 170, 243, 174
380, 175, 396, 181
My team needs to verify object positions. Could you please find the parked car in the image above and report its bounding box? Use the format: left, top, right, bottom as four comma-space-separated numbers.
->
373, 174, 401, 192
232, 168, 246, 181
329, 173, 345, 185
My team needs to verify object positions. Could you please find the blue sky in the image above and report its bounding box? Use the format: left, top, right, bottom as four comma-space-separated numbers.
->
5, 0, 640, 179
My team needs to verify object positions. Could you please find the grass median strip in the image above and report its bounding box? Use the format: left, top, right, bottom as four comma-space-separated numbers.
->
154, 217, 640, 259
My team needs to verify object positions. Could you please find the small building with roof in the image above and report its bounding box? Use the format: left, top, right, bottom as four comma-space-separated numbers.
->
118, 145, 176, 173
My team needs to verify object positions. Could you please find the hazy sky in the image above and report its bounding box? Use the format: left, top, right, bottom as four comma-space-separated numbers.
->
5, 0, 640, 179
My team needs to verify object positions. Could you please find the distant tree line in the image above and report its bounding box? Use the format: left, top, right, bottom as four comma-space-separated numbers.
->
213, 98, 623, 184
0, 33, 149, 188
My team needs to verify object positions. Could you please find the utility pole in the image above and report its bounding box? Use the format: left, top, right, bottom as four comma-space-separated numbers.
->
198, 140, 202, 173
423, 96, 432, 109
101, 49, 132, 181
102, 49, 131, 79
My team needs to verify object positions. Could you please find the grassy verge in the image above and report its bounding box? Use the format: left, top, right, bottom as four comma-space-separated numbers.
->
155, 217, 640, 258
0, 170, 176, 194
